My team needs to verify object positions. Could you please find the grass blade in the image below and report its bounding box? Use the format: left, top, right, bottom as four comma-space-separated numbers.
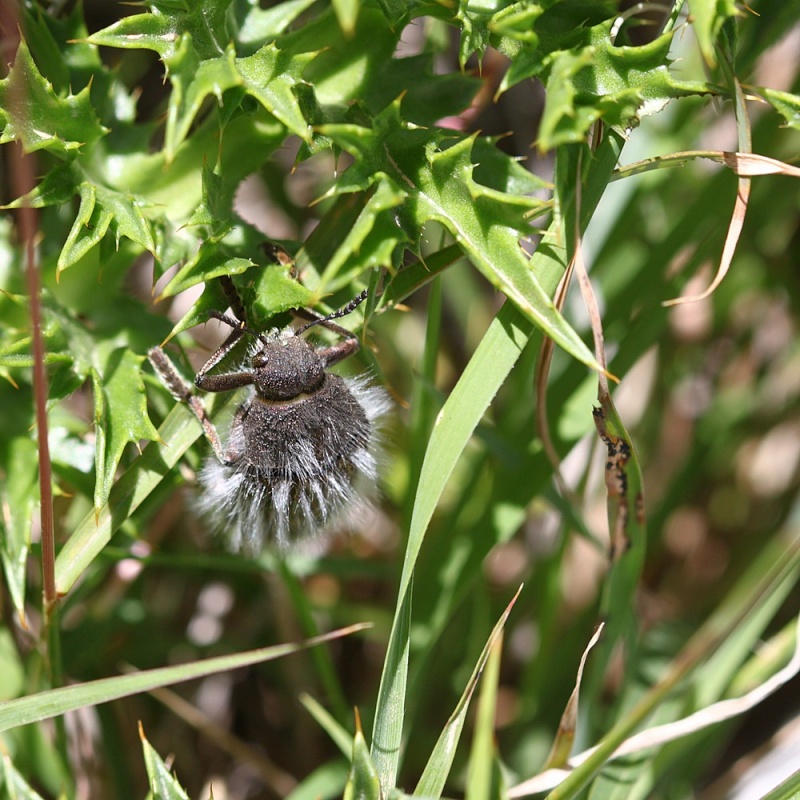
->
0, 624, 368, 733
464, 616, 505, 800
414, 587, 521, 798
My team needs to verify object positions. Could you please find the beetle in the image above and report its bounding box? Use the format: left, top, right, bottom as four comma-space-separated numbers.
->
149, 286, 389, 553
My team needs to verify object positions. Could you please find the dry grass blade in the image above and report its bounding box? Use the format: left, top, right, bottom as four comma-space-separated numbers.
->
663, 47, 752, 307
509, 612, 800, 796
613, 150, 800, 180
542, 623, 605, 771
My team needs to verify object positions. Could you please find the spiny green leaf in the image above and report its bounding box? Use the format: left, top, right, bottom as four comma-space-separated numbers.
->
236, 0, 318, 50
1, 162, 75, 210
251, 263, 316, 322
184, 163, 231, 232
397, 58, 482, 126
322, 103, 600, 371
0, 39, 106, 155
489, 2, 543, 46
158, 243, 254, 299
236, 43, 316, 141
296, 191, 407, 292
688, 0, 741, 67
298, 8, 400, 107
420, 138, 596, 370
312, 181, 406, 293
57, 181, 158, 275
164, 279, 228, 341
88, 2, 314, 153
58, 183, 112, 275
140, 725, 190, 800
759, 87, 800, 130
333, 0, 361, 37
539, 22, 714, 150
497, 0, 617, 92
471, 136, 551, 197
92, 347, 161, 511
87, 0, 233, 61
456, 1, 492, 68
163, 39, 242, 159
537, 45, 600, 148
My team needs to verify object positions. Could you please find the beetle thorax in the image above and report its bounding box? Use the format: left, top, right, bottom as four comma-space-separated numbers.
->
252, 333, 325, 401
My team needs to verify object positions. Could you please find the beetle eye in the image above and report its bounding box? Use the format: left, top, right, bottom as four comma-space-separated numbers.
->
253, 352, 267, 367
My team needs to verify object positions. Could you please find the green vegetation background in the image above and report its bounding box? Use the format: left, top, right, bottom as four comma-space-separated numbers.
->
1, 1, 800, 798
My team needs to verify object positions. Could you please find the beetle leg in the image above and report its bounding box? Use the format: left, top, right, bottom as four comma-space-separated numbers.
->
148, 346, 227, 464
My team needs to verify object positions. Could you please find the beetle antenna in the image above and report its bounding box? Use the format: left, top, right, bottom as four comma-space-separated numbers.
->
209, 311, 270, 345
296, 289, 369, 335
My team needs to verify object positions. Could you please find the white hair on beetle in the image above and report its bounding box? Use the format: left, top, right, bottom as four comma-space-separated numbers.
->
148, 288, 390, 555
195, 370, 390, 554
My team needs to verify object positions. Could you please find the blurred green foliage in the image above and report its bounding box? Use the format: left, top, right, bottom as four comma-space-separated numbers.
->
1, 1, 800, 798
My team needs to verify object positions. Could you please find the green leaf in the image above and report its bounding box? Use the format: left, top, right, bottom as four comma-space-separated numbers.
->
164, 280, 229, 341
688, 0, 741, 67
496, 0, 617, 92
759, 87, 800, 130
322, 103, 602, 372
0, 625, 369, 733
465, 625, 504, 800
57, 183, 111, 275
301, 182, 407, 294
54, 391, 239, 595
140, 724, 190, 800
251, 262, 316, 322
456, 1, 492, 68
538, 22, 714, 150
88, 3, 313, 154
236, 0, 318, 50
0, 163, 75, 210
286, 7, 397, 106
21, 1, 103, 97
56, 181, 158, 276
236, 43, 316, 142
158, 243, 255, 299
0, 39, 106, 155
87, 1, 233, 61
163, 39, 243, 159
333, 0, 361, 37
91, 347, 161, 511
0, 754, 46, 800
344, 713, 381, 800
414, 589, 519, 797
370, 584, 412, 794
184, 162, 230, 232
300, 693, 353, 758
0, 437, 38, 621
419, 138, 600, 368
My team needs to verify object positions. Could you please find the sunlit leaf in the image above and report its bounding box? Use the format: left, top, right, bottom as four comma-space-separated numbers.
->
0, 39, 106, 155
91, 347, 161, 511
